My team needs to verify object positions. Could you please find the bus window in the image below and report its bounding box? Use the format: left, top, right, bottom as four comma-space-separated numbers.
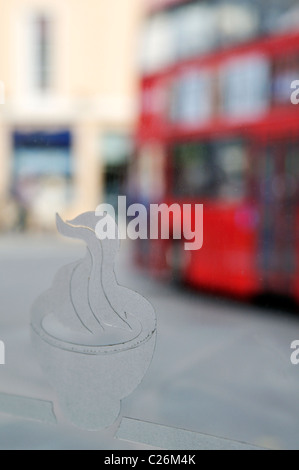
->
173, 142, 216, 198
213, 140, 248, 201
173, 140, 248, 201
139, 13, 175, 74
175, 3, 218, 59
285, 142, 299, 202
136, 144, 166, 204
169, 69, 213, 125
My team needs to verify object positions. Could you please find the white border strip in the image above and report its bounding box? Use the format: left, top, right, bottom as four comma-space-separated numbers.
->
0, 393, 56, 425
116, 418, 265, 450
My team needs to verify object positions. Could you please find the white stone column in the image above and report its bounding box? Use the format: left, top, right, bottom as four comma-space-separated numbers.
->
70, 120, 103, 217
0, 122, 11, 203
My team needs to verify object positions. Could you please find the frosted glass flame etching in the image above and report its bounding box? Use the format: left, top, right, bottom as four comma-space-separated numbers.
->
31, 212, 157, 430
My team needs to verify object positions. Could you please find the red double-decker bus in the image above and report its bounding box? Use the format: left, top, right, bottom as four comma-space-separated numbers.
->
134, 0, 299, 302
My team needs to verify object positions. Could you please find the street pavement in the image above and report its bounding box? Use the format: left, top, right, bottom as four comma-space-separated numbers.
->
0, 234, 299, 450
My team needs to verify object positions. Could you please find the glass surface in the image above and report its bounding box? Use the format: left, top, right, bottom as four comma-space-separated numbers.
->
1, 0, 299, 451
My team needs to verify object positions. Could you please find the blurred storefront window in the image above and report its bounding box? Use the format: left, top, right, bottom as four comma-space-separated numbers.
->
12, 130, 72, 230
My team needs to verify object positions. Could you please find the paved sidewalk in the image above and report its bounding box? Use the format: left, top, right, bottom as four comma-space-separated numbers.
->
0, 235, 299, 449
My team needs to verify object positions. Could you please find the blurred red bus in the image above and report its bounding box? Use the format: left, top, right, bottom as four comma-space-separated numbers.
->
133, 29, 299, 302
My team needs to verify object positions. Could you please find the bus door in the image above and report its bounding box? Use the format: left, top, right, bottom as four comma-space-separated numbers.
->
258, 139, 298, 294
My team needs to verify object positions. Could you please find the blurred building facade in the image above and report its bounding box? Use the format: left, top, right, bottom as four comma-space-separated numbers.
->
0, 0, 142, 230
